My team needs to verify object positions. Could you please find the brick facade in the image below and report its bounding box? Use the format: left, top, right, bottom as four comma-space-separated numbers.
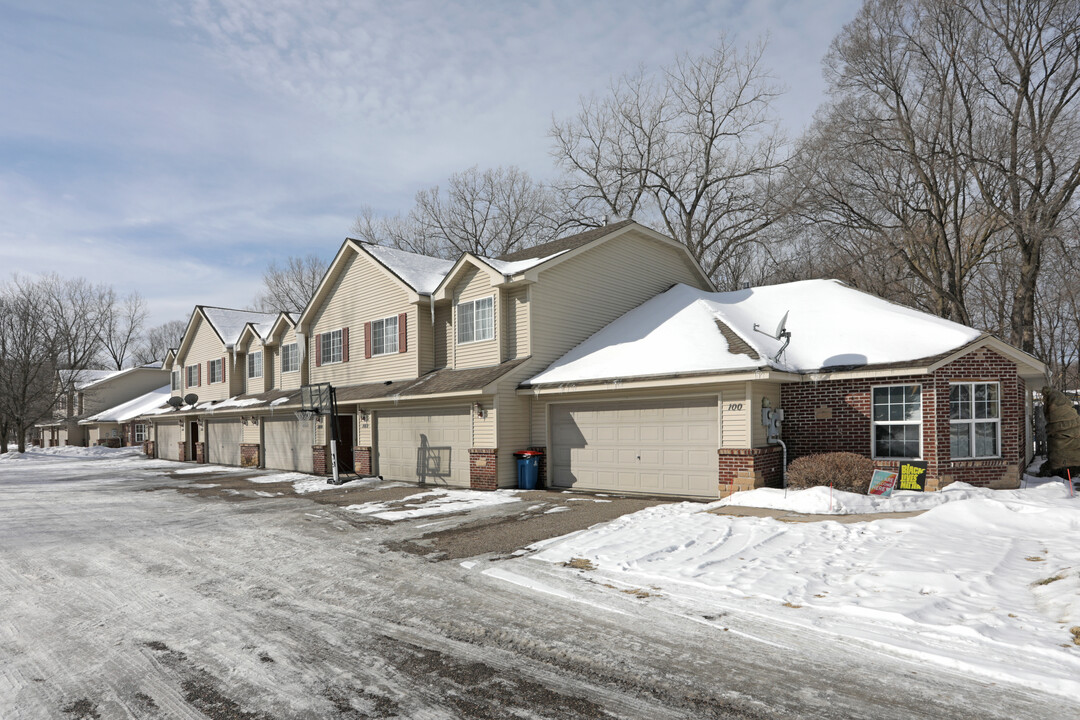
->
353, 446, 373, 476
178, 442, 186, 461
779, 347, 1026, 489
240, 443, 260, 468
194, 441, 206, 464
313, 445, 328, 475
469, 448, 498, 490
143, 440, 155, 457
718, 447, 784, 495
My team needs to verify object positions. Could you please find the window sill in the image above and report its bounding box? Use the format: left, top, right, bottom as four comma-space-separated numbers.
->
456, 337, 495, 347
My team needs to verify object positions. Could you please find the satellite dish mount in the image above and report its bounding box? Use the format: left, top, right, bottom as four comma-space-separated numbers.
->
753, 310, 792, 363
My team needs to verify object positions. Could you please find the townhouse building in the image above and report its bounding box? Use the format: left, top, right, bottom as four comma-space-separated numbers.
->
140, 221, 1045, 498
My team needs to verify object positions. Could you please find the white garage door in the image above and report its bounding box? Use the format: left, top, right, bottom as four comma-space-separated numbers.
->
206, 419, 242, 466
156, 422, 179, 460
376, 408, 471, 486
263, 417, 313, 474
550, 397, 718, 498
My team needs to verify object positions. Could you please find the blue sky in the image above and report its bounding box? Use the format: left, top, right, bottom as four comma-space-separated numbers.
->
0, 0, 860, 325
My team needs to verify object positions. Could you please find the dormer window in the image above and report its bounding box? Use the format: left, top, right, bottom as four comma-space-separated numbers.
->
457, 296, 494, 344
247, 350, 264, 379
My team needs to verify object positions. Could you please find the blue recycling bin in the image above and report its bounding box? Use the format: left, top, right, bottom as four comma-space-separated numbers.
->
515, 451, 541, 490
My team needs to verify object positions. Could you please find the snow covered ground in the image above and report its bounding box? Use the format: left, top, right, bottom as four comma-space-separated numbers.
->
1, 446, 1076, 718
525, 473, 1080, 699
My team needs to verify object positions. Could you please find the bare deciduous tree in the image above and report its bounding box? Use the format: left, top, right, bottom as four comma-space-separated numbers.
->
353, 166, 569, 259
132, 319, 188, 367
0, 275, 105, 453
99, 290, 147, 369
252, 254, 330, 314
550, 36, 790, 288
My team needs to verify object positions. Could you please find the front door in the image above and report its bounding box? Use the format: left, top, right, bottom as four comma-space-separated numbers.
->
335, 415, 354, 473
189, 420, 200, 461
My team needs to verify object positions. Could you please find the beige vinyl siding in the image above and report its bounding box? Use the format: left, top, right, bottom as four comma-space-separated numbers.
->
358, 411, 372, 446
241, 417, 260, 444
750, 381, 781, 447
529, 232, 710, 368
721, 383, 751, 449
309, 251, 419, 386
277, 327, 303, 391
503, 285, 529, 361
473, 400, 496, 448
452, 266, 500, 369
418, 299, 435, 373
433, 304, 451, 369
177, 316, 230, 402
77, 369, 169, 417
494, 370, 535, 486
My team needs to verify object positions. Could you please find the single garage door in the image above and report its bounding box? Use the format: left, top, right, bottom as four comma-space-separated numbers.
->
206, 419, 242, 466
550, 397, 718, 498
376, 407, 471, 486
156, 422, 179, 460
263, 417, 314, 474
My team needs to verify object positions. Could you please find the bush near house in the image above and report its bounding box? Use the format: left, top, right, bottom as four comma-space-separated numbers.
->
787, 452, 876, 494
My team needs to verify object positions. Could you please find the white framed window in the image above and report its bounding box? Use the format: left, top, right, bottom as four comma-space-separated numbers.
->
371, 315, 398, 356
171, 370, 180, 391
134, 423, 147, 442
186, 364, 199, 388
457, 296, 494, 344
872, 384, 922, 459
247, 350, 263, 379
950, 382, 1000, 459
281, 343, 299, 373
321, 329, 343, 365
208, 358, 224, 384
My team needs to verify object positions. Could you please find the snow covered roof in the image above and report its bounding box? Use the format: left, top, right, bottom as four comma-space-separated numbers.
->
479, 250, 570, 275
526, 280, 985, 386
362, 244, 455, 295
201, 307, 279, 347
80, 385, 171, 424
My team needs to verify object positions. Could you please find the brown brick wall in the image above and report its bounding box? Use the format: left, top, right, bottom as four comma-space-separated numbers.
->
469, 448, 498, 490
143, 440, 155, 457
718, 446, 784, 495
353, 446, 372, 476
194, 441, 206, 464
313, 445, 328, 475
779, 347, 1025, 489
178, 442, 186, 461
240, 443, 260, 468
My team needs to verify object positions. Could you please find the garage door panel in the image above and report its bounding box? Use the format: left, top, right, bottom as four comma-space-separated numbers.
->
156, 424, 179, 460
376, 408, 470, 487
207, 420, 242, 466
551, 397, 718, 498
264, 418, 313, 473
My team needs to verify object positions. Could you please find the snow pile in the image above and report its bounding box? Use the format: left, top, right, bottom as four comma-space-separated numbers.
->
528, 280, 983, 385
291, 475, 381, 494
347, 488, 521, 521
0, 446, 142, 462
482, 249, 570, 275
363, 244, 454, 294
531, 482, 1080, 697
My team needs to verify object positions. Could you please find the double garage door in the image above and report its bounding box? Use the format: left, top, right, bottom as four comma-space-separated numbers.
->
263, 417, 314, 474
206, 420, 242, 466
550, 397, 718, 498
156, 422, 180, 461
376, 408, 471, 486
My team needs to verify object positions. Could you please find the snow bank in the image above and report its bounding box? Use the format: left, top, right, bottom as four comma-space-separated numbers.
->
0, 446, 143, 462
531, 483, 1080, 697
346, 489, 521, 521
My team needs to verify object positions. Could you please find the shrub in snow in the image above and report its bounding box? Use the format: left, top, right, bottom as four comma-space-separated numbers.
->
787, 452, 876, 494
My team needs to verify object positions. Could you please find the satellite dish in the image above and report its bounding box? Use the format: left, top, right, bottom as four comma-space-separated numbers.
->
183, 393, 199, 406
167, 396, 183, 409
772, 310, 790, 341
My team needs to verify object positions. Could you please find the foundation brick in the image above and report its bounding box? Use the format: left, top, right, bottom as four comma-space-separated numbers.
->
353, 446, 373, 476
469, 448, 498, 491
240, 443, 260, 468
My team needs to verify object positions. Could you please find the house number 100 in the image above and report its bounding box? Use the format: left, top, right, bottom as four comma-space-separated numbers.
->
727, 403, 743, 411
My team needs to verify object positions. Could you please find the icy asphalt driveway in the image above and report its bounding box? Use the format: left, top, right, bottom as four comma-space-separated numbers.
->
0, 450, 1072, 720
